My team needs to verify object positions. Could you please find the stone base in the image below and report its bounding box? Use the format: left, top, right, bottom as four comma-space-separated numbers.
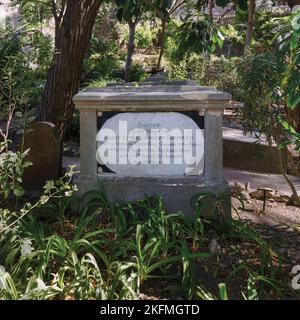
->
75, 174, 231, 219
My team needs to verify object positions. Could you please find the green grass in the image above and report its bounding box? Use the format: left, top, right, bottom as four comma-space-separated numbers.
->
0, 186, 290, 300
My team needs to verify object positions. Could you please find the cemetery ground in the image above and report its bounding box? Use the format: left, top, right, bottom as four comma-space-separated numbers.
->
2, 113, 300, 300
1, 4, 300, 301
62, 110, 300, 300
5, 182, 300, 300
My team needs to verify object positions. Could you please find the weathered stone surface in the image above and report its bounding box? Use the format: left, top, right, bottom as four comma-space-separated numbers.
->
250, 189, 274, 199
75, 174, 231, 219
96, 112, 204, 176
73, 83, 231, 111
22, 122, 62, 190
240, 190, 251, 201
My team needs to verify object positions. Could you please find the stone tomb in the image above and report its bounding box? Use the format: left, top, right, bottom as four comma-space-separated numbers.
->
73, 82, 231, 218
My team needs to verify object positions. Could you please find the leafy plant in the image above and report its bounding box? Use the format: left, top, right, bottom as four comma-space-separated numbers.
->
0, 140, 31, 199
175, 13, 224, 61
218, 283, 228, 300
273, 9, 300, 109
0, 26, 50, 114
277, 116, 300, 153
238, 50, 299, 203
191, 190, 232, 225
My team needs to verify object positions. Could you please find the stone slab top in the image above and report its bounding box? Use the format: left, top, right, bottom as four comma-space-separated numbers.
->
73, 82, 231, 111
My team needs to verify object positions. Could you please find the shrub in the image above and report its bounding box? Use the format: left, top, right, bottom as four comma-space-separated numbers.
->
0, 140, 31, 200
0, 26, 51, 114
203, 55, 242, 100
166, 53, 242, 102
82, 36, 122, 86
127, 60, 147, 82
135, 23, 156, 50
166, 53, 203, 82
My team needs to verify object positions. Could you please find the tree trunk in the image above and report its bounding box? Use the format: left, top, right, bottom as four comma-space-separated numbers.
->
271, 126, 299, 205
244, 0, 255, 53
39, 0, 101, 140
125, 21, 136, 82
156, 18, 167, 70
288, 105, 300, 132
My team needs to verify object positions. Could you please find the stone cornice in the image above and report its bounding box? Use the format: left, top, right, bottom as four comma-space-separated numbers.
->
73, 85, 231, 111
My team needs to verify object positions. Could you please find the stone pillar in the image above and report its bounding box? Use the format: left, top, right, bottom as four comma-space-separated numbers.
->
204, 108, 223, 182
79, 109, 97, 176
97, 112, 103, 174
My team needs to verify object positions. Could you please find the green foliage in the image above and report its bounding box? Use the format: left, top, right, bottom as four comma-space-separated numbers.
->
274, 9, 300, 109
115, 0, 148, 24
203, 55, 242, 100
237, 33, 300, 200
134, 23, 156, 49
235, 11, 300, 202
174, 13, 224, 61
127, 60, 147, 81
252, 9, 288, 50
1, 186, 206, 299
166, 52, 203, 81
0, 26, 51, 114
277, 116, 300, 154
221, 24, 244, 47
11, 0, 53, 25
237, 51, 283, 138
0, 140, 32, 200
82, 6, 124, 85
166, 28, 239, 90
218, 283, 228, 300
118, 19, 157, 51
151, 0, 180, 19
83, 35, 122, 85
0, 177, 289, 300
192, 190, 233, 227
1, 0, 298, 301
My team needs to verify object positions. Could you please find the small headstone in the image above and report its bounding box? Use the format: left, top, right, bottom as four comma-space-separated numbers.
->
22, 122, 62, 190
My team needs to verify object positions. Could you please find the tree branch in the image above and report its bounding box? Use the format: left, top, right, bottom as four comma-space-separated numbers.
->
170, 0, 185, 15
51, 0, 59, 23
58, 0, 67, 20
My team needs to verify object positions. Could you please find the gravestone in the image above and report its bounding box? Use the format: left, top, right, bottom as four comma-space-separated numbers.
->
22, 122, 62, 190
73, 82, 231, 218
96, 112, 204, 176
